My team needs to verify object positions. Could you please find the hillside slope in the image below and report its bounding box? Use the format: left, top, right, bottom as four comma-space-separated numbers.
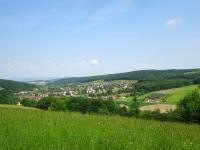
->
0, 79, 36, 102
0, 79, 36, 93
138, 85, 199, 104
49, 69, 200, 93
50, 69, 200, 85
0, 106, 200, 150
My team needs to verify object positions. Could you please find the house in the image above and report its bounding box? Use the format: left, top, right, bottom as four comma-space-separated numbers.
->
144, 97, 161, 103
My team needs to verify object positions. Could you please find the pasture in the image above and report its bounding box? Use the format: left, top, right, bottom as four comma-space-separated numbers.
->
138, 85, 199, 104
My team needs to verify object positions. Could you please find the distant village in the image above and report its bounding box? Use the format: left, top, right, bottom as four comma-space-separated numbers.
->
17, 80, 137, 101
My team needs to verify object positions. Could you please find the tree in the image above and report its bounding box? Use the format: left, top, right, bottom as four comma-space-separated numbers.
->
21, 99, 37, 107
177, 90, 200, 123
129, 96, 140, 116
49, 98, 67, 111
103, 99, 115, 113
107, 88, 112, 95
37, 97, 55, 110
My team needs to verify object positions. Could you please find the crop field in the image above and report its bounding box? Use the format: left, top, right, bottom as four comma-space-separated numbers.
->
138, 85, 199, 104
139, 104, 176, 113
0, 105, 200, 150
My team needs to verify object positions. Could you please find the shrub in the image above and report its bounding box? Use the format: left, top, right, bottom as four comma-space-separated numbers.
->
128, 97, 140, 117
21, 99, 37, 107
37, 97, 55, 110
102, 99, 116, 113
49, 98, 67, 111
117, 106, 129, 116
98, 108, 110, 115
177, 90, 200, 123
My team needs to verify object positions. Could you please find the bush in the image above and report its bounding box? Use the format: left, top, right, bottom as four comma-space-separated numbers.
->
128, 97, 140, 117
98, 108, 110, 115
102, 99, 116, 113
177, 90, 200, 123
21, 99, 37, 107
49, 98, 67, 111
117, 106, 129, 116
37, 97, 55, 110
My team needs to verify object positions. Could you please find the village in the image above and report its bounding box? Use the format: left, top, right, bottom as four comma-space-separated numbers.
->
16, 80, 137, 101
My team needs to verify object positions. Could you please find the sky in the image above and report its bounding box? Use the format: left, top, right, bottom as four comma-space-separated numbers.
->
0, 0, 200, 79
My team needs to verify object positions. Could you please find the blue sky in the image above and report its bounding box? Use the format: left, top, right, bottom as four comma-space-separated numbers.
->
0, 0, 200, 79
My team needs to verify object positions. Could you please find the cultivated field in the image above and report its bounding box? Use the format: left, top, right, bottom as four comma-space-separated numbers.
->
139, 104, 176, 113
0, 105, 200, 150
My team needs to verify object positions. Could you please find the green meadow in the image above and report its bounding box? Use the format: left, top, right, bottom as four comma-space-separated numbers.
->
138, 85, 199, 104
0, 105, 200, 150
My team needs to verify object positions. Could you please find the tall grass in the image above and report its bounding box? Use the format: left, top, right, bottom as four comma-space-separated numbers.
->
0, 106, 199, 150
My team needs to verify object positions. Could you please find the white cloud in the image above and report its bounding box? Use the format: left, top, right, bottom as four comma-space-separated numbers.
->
90, 59, 99, 66
165, 19, 181, 28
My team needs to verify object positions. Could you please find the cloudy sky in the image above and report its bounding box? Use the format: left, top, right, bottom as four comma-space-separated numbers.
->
0, 0, 200, 79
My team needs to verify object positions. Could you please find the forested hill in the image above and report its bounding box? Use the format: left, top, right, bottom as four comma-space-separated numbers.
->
0, 79, 36, 93
49, 69, 200, 86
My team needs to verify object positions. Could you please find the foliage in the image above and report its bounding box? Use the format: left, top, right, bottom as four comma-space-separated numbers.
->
177, 90, 200, 123
129, 97, 140, 116
37, 97, 55, 110
21, 98, 38, 107
0, 79, 36, 93
0, 94, 19, 105
36, 96, 116, 114
0, 79, 36, 104
49, 98, 67, 111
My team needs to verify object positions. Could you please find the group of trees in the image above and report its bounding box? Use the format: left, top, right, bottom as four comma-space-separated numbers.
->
176, 90, 200, 123
21, 96, 142, 117
23, 97, 116, 115
135, 79, 192, 93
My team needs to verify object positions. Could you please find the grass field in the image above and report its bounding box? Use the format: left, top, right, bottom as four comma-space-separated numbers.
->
138, 85, 199, 104
0, 105, 200, 150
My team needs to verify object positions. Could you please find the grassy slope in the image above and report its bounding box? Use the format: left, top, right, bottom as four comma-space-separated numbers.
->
0, 105, 200, 150
0, 79, 36, 93
138, 85, 199, 104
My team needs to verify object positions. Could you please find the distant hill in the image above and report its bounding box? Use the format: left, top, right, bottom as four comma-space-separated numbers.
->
0, 79, 36, 93
49, 69, 200, 93
0, 79, 36, 104
49, 69, 200, 85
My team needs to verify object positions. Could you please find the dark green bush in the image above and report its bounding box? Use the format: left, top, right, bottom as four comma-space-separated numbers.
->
177, 90, 200, 123
21, 99, 37, 107
37, 97, 55, 110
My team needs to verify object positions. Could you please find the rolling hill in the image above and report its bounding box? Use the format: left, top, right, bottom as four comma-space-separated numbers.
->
0, 79, 36, 103
138, 85, 200, 104
49, 69, 200, 94
0, 79, 36, 93
49, 69, 200, 85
